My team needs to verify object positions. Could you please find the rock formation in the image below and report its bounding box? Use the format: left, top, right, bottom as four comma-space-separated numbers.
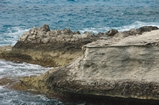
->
1, 25, 159, 104
45, 29, 159, 101
0, 25, 98, 67
14, 24, 98, 52
13, 25, 158, 52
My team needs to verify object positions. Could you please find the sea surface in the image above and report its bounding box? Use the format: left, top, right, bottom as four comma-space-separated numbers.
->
0, 0, 159, 105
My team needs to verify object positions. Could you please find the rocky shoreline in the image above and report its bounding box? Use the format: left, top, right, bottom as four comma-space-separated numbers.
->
0, 25, 159, 104
0, 25, 100, 67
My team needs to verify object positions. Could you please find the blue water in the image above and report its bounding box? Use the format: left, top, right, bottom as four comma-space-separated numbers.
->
0, 0, 159, 46
0, 0, 159, 104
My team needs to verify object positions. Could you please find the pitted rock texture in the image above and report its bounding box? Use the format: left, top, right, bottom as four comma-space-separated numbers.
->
14, 25, 158, 52
14, 24, 98, 51
97, 26, 158, 38
4, 26, 159, 102
45, 30, 159, 100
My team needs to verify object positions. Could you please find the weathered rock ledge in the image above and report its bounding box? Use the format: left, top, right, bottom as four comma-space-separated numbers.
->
0, 25, 99, 67
14, 24, 98, 52
1, 25, 158, 67
22, 30, 159, 103
0, 25, 159, 104
43, 30, 159, 100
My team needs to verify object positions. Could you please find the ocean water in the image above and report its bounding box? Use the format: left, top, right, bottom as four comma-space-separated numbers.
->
0, 0, 159, 104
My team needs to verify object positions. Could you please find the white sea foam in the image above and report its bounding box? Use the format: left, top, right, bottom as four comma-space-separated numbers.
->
0, 59, 58, 104
0, 27, 29, 46
80, 21, 159, 34
0, 60, 52, 79
0, 86, 3, 89
1, 21, 158, 46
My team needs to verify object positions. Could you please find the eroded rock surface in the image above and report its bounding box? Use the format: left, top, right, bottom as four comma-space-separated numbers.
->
1, 25, 99, 67
13, 25, 158, 51
1, 25, 159, 104
45, 30, 159, 101
14, 24, 98, 52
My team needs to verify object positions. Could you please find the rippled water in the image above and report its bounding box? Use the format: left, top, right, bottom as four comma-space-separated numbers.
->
0, 60, 51, 78
0, 0, 159, 46
0, 0, 159, 104
0, 60, 64, 105
0, 87, 61, 105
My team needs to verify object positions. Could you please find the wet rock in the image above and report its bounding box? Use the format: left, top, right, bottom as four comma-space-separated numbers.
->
0, 78, 16, 86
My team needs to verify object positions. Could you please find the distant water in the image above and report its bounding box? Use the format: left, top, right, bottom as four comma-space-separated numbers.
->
0, 0, 159, 104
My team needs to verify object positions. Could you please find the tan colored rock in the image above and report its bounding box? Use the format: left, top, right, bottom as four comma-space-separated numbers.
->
0, 25, 99, 67
45, 30, 159, 100
14, 24, 98, 51
1, 26, 159, 103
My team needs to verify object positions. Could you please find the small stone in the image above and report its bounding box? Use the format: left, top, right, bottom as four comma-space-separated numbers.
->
105, 29, 118, 36
40, 24, 50, 32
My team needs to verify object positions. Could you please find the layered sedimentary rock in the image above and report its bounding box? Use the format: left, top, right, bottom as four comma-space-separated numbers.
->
0, 26, 159, 103
0, 25, 98, 67
45, 29, 159, 101
10, 27, 159, 103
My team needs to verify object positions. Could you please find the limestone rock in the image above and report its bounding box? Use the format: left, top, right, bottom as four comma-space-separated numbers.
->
136, 26, 159, 34
105, 29, 118, 36
5, 25, 99, 67
96, 32, 104, 37
115, 26, 159, 38
14, 25, 98, 52
45, 30, 159, 101
40, 24, 50, 32
4, 26, 159, 103
96, 26, 158, 39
